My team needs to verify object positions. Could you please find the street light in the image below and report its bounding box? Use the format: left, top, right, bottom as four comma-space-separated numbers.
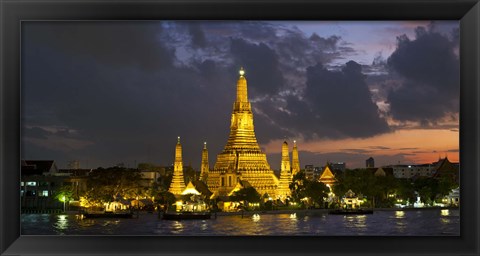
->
61, 195, 66, 212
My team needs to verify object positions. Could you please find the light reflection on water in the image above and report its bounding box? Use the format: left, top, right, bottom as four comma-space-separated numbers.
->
21, 209, 459, 236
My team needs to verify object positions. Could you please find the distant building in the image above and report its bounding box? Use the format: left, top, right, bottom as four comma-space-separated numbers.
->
370, 167, 394, 177
330, 162, 346, 172
304, 165, 315, 180
432, 157, 459, 184
389, 164, 434, 179
366, 157, 375, 168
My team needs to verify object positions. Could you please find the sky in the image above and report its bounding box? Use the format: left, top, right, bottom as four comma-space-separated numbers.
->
21, 21, 460, 170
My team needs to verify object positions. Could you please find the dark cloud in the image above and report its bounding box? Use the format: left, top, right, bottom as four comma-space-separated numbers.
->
23, 21, 174, 71
187, 23, 207, 49
386, 25, 459, 123
368, 146, 391, 150
302, 61, 390, 138
341, 149, 372, 154
229, 38, 284, 96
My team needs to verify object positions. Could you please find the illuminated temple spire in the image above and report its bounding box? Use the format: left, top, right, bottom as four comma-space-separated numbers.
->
277, 141, 292, 199
207, 68, 279, 197
291, 140, 300, 176
199, 142, 209, 182
169, 136, 185, 195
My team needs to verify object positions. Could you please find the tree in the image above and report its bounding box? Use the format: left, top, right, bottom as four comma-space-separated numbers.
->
154, 191, 176, 211
82, 167, 144, 207
230, 187, 261, 203
289, 170, 329, 208
304, 181, 329, 207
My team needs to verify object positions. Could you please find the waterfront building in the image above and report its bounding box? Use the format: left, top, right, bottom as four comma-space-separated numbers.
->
291, 140, 300, 176
21, 160, 89, 211
318, 165, 336, 187
206, 68, 279, 198
276, 141, 292, 200
341, 189, 364, 209
199, 142, 209, 182
168, 137, 186, 195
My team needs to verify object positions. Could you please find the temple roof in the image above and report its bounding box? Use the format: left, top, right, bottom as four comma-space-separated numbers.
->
181, 181, 201, 195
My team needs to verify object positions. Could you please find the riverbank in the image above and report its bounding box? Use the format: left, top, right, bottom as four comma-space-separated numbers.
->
214, 206, 459, 217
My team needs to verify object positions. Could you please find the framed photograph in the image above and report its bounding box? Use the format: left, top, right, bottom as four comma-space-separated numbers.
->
1, 0, 479, 255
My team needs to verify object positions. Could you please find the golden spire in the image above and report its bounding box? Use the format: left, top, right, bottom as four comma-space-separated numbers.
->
208, 67, 278, 198
277, 141, 292, 200
200, 141, 209, 182
291, 140, 300, 176
169, 136, 185, 195
236, 67, 249, 104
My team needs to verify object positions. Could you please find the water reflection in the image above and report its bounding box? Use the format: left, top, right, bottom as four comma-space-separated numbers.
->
171, 221, 184, 234
21, 210, 460, 236
53, 214, 69, 232
343, 215, 367, 230
395, 211, 405, 218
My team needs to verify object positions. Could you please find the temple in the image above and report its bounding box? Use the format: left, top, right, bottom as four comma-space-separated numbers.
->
318, 165, 336, 187
206, 68, 279, 198
276, 141, 292, 200
168, 137, 186, 195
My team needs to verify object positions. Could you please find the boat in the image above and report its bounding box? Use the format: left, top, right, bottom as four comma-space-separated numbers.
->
161, 211, 212, 220
82, 211, 134, 219
328, 209, 374, 215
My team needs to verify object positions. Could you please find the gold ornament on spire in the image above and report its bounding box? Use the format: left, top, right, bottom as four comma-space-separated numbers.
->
239, 67, 245, 77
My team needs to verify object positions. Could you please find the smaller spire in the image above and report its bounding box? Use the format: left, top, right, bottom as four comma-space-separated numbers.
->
177, 136, 181, 144
204, 141, 207, 149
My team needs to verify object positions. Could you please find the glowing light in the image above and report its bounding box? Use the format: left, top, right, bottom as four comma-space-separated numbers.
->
395, 211, 405, 218
239, 67, 245, 76
252, 213, 260, 221
441, 209, 449, 216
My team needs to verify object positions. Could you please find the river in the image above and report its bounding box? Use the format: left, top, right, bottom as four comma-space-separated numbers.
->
21, 208, 459, 236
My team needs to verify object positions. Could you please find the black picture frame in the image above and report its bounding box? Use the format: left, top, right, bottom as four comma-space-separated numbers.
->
1, 0, 479, 255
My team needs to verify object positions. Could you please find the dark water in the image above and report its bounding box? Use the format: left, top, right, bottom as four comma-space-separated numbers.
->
21, 209, 459, 236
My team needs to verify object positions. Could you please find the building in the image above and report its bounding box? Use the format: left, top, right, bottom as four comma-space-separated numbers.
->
304, 164, 315, 180
330, 162, 346, 172
318, 165, 336, 187
390, 164, 434, 179
21, 160, 89, 211
366, 157, 375, 168
432, 157, 459, 184
206, 68, 279, 198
